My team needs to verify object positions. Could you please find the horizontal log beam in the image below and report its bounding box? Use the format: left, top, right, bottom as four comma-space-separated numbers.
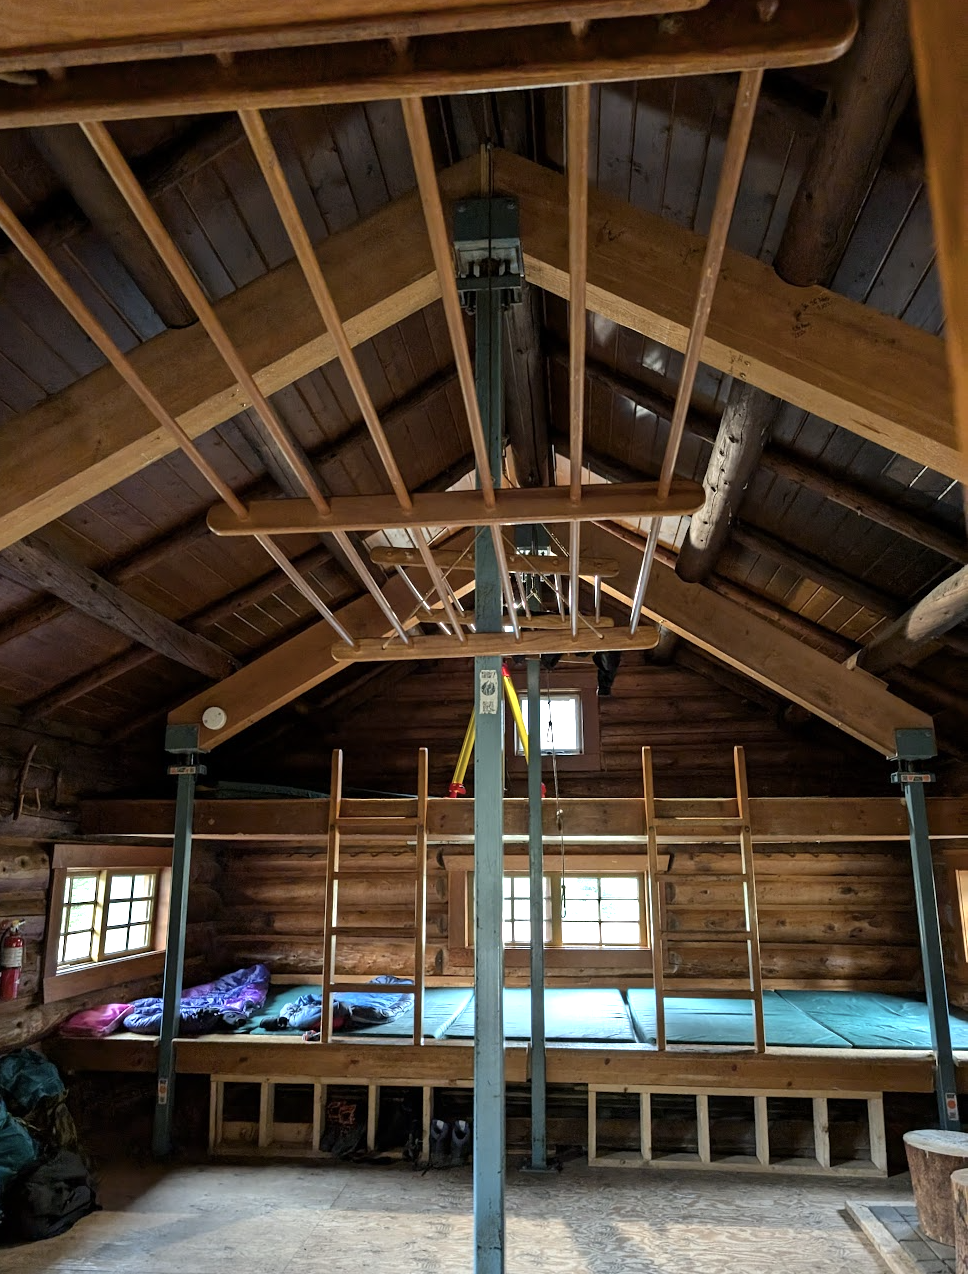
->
331, 626, 656, 662
509, 148, 957, 479
852, 566, 968, 674
206, 480, 704, 537
79, 794, 968, 844
0, 536, 238, 680
0, 2, 855, 121
370, 547, 620, 578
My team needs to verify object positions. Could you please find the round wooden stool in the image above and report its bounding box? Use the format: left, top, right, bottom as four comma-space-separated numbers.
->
904, 1128, 968, 1246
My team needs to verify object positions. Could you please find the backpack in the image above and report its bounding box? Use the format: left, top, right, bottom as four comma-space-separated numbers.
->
5, 1149, 98, 1241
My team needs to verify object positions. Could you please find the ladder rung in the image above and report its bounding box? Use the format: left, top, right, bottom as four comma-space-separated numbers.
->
328, 982, 416, 995
331, 925, 417, 938
331, 869, 417, 879
662, 988, 756, 1000
652, 818, 746, 841
662, 930, 753, 942
337, 817, 418, 832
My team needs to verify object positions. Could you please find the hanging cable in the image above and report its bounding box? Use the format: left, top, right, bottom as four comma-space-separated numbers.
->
542, 663, 566, 918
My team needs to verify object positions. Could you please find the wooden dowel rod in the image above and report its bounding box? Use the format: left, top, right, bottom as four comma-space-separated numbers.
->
657, 69, 763, 499
629, 69, 762, 634
239, 108, 412, 512
567, 82, 589, 507
82, 118, 404, 645
401, 96, 496, 511
0, 191, 247, 521
80, 119, 331, 517
0, 183, 356, 643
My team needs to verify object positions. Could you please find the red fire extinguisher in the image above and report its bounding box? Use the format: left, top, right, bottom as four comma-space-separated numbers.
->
1, 921, 25, 1001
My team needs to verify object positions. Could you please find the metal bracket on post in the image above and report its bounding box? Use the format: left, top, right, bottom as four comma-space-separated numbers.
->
152, 722, 205, 1157
891, 727, 960, 1131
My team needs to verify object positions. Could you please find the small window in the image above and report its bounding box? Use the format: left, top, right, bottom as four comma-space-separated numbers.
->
57, 870, 158, 970
502, 874, 645, 948
515, 691, 582, 755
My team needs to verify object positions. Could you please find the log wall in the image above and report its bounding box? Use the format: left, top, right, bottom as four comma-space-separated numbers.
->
212, 837, 922, 993
242, 658, 897, 800
0, 722, 167, 1051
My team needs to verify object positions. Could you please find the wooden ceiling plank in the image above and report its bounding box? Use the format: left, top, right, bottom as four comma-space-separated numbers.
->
0, 159, 474, 550
205, 479, 705, 536
585, 521, 933, 756
0, 2, 856, 121
0, 536, 239, 680
908, 1, 968, 467
29, 124, 197, 329
500, 148, 958, 480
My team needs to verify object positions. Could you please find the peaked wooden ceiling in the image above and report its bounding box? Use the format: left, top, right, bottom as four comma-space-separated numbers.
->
0, 0, 963, 771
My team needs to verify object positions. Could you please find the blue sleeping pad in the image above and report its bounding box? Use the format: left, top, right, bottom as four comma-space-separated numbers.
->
776, 990, 968, 1050
444, 987, 635, 1042
625, 988, 851, 1047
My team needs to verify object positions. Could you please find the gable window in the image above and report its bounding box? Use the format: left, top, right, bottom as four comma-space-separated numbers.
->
502, 873, 645, 948
514, 691, 583, 756
44, 845, 171, 1004
57, 871, 158, 969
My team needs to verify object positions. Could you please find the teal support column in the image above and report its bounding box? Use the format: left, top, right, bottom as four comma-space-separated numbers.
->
893, 728, 960, 1130
526, 657, 548, 1170
152, 723, 204, 1157
472, 273, 506, 1274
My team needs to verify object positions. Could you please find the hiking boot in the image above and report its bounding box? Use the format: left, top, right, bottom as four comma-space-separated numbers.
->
429, 1119, 451, 1168
450, 1119, 471, 1166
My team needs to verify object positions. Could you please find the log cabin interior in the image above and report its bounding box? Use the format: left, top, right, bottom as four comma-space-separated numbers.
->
0, 1, 966, 1270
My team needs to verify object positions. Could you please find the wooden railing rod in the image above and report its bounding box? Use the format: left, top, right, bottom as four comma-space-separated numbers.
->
629, 69, 763, 633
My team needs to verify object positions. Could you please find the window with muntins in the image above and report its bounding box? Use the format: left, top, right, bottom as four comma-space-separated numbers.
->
57, 870, 158, 969
501, 873, 645, 948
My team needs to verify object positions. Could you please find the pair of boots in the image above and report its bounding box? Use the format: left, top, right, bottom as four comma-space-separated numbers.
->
429, 1118, 471, 1168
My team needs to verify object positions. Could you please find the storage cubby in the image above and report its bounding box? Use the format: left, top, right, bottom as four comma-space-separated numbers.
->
708, 1095, 758, 1165
767, 1096, 817, 1169
588, 1085, 887, 1176
272, 1082, 316, 1150
217, 1080, 262, 1149
650, 1092, 700, 1163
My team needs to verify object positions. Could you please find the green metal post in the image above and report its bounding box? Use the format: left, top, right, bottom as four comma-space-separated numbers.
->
473, 273, 506, 1274
526, 657, 547, 1169
894, 729, 960, 1129
152, 723, 203, 1157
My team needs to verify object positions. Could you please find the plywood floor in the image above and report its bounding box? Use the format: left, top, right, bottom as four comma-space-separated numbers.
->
0, 1158, 911, 1273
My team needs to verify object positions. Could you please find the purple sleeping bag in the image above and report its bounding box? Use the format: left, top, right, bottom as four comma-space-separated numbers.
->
123, 964, 270, 1035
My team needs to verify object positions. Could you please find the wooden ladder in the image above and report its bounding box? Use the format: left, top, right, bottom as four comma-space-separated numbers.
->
643, 745, 765, 1053
320, 747, 429, 1045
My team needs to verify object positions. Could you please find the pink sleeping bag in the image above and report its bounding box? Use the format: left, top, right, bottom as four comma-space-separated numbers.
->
59, 1003, 132, 1038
